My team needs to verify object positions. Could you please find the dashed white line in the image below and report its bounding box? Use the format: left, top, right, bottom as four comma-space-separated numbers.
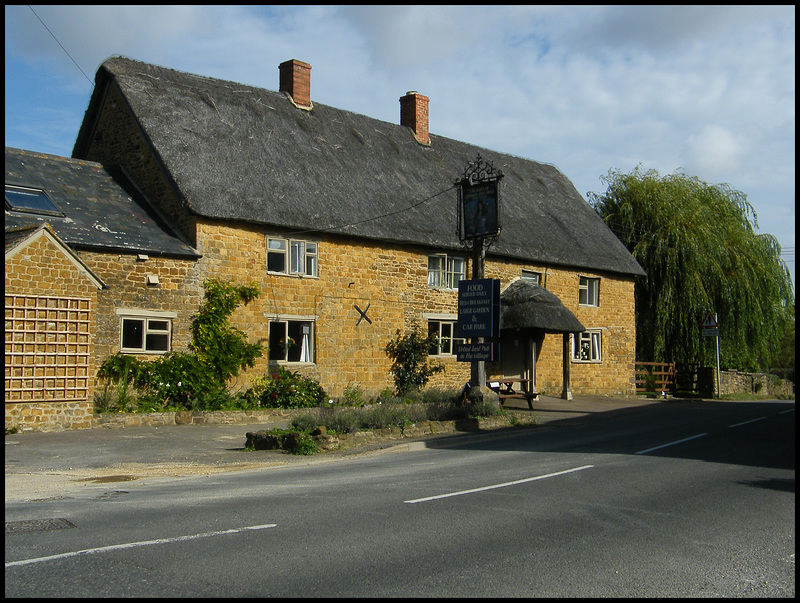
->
5, 523, 277, 568
404, 464, 595, 504
635, 433, 708, 455
728, 416, 767, 428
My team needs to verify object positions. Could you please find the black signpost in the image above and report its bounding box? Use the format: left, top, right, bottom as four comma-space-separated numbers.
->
455, 156, 503, 392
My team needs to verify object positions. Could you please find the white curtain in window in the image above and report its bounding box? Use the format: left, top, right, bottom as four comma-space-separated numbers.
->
299, 331, 310, 362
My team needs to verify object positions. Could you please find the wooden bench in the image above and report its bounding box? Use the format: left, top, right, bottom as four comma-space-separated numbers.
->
489, 378, 538, 409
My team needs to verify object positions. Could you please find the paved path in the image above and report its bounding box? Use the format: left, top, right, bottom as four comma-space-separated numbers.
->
5, 395, 663, 501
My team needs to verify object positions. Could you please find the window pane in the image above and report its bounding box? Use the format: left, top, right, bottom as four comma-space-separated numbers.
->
521, 270, 540, 285
5, 187, 61, 215
305, 243, 317, 276
290, 241, 304, 273
428, 256, 445, 287
148, 320, 169, 332
428, 322, 439, 355
146, 333, 170, 352
121, 319, 143, 349
268, 251, 285, 272
268, 322, 287, 361
267, 239, 286, 273
286, 321, 305, 362
449, 257, 465, 288
440, 322, 452, 354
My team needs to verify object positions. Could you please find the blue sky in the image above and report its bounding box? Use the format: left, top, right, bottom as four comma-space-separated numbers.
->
5, 5, 795, 287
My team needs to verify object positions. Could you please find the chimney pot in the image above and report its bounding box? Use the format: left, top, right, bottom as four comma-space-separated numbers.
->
400, 91, 430, 145
279, 59, 312, 108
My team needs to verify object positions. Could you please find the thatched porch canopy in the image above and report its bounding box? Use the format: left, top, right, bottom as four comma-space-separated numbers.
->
500, 280, 585, 334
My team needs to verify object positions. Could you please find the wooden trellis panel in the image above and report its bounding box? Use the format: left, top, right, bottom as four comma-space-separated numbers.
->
5, 295, 91, 402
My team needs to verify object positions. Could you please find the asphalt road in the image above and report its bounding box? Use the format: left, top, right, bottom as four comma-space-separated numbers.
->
5, 399, 795, 597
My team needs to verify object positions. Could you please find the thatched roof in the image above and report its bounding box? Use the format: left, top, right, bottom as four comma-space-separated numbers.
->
500, 279, 585, 333
73, 56, 645, 277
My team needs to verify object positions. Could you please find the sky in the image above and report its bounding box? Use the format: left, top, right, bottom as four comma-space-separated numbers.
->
5, 5, 795, 288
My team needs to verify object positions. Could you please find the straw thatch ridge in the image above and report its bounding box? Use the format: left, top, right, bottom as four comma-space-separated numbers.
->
74, 56, 645, 277
500, 279, 585, 333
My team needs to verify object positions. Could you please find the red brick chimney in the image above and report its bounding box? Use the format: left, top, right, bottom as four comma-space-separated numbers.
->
279, 59, 312, 108
400, 91, 430, 145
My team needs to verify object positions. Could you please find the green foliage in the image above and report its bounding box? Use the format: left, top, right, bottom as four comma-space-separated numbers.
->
96, 279, 264, 412
385, 327, 445, 396
189, 279, 263, 388
135, 351, 217, 408
588, 167, 794, 370
290, 435, 319, 455
252, 367, 328, 408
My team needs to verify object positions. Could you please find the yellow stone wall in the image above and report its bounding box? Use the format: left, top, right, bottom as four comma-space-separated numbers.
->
5, 233, 99, 431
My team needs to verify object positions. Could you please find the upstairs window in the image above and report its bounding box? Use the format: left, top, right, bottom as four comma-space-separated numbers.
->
428, 254, 466, 289
521, 270, 542, 285
5, 186, 62, 216
579, 276, 600, 306
267, 237, 318, 277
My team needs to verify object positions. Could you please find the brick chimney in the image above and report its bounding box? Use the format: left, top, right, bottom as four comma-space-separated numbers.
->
279, 59, 312, 108
400, 91, 430, 145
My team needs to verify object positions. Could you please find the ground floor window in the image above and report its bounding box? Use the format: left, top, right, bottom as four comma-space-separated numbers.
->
428, 320, 465, 356
269, 319, 314, 363
117, 309, 175, 353
572, 329, 602, 362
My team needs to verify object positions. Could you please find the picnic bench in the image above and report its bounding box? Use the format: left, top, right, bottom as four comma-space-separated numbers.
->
489, 378, 538, 409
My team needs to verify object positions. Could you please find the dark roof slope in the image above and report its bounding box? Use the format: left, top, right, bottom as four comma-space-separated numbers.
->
75, 56, 643, 277
5, 148, 199, 258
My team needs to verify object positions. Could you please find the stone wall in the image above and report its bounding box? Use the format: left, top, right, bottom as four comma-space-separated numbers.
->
5, 230, 100, 432
717, 370, 794, 398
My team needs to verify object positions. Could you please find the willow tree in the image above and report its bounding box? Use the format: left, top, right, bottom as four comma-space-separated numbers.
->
588, 167, 793, 370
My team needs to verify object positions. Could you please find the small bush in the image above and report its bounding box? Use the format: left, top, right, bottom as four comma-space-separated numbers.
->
256, 367, 328, 408
325, 409, 362, 434
341, 383, 366, 406
291, 413, 321, 434
291, 435, 319, 456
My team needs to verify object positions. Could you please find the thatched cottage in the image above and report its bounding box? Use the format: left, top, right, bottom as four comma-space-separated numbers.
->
6, 56, 644, 430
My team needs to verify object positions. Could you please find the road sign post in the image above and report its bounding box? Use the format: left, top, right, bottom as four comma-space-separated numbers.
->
701, 312, 721, 397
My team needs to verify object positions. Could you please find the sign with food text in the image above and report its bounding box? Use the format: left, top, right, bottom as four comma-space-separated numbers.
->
458, 278, 500, 339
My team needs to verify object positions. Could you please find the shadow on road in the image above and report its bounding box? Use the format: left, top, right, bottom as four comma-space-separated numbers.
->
429, 399, 795, 472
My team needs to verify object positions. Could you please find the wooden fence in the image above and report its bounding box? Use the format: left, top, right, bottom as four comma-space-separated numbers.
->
635, 362, 676, 394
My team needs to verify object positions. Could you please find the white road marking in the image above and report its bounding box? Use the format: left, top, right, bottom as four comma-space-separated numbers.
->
635, 433, 708, 455
404, 465, 594, 504
728, 416, 767, 428
5, 523, 277, 568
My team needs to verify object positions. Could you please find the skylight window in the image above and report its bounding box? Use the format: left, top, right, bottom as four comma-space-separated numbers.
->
5, 186, 62, 216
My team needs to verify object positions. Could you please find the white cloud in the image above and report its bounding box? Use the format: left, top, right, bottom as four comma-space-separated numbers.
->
684, 125, 747, 179
4, 4, 794, 283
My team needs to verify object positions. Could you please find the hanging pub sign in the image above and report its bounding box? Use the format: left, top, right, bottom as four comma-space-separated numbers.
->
457, 155, 503, 243
461, 180, 499, 240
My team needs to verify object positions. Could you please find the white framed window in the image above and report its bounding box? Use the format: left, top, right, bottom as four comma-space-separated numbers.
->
428, 254, 466, 289
427, 320, 465, 356
521, 270, 542, 285
579, 276, 600, 306
572, 329, 602, 363
269, 319, 315, 363
116, 309, 176, 354
268, 237, 318, 277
